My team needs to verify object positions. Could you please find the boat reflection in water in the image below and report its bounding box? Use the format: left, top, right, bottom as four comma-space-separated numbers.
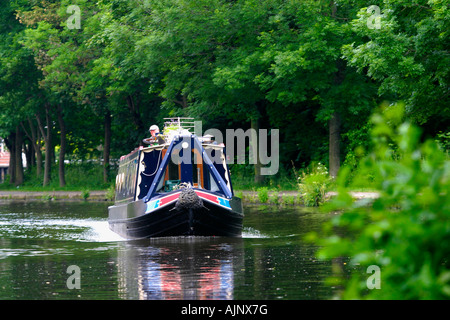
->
116, 237, 244, 300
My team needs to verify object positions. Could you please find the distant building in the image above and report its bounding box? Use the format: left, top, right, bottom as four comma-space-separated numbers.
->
0, 138, 10, 182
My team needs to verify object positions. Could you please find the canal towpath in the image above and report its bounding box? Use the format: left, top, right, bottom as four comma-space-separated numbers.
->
0, 190, 110, 201
0, 190, 379, 202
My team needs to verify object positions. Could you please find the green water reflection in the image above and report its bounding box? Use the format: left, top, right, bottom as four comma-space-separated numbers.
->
0, 201, 336, 300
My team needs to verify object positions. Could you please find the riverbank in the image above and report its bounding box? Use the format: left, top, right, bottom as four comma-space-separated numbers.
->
0, 190, 379, 203
0, 190, 111, 201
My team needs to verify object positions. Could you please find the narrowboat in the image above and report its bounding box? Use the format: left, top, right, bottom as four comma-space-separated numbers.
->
108, 118, 243, 239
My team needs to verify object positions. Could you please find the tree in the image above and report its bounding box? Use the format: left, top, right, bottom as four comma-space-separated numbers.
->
340, 0, 449, 135
17, 0, 104, 186
0, 0, 42, 185
213, 0, 375, 177
102, 0, 377, 180
35, 103, 52, 186
81, 0, 165, 164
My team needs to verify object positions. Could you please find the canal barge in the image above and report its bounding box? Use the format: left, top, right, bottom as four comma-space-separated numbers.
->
108, 118, 243, 239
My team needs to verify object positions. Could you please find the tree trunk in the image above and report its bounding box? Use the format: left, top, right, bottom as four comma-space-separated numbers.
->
251, 117, 264, 185
4, 133, 15, 185
103, 110, 112, 184
327, 2, 346, 179
28, 117, 43, 177
174, 94, 188, 108
36, 104, 52, 186
329, 111, 341, 178
24, 140, 32, 172
57, 105, 66, 187
126, 94, 145, 132
36, 130, 42, 177
21, 120, 34, 172
14, 125, 24, 186
29, 140, 35, 168
45, 105, 52, 186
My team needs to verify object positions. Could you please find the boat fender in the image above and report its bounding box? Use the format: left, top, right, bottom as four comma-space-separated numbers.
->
171, 187, 209, 211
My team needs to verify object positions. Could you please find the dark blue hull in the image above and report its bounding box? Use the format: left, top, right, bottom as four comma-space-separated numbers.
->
108, 191, 243, 239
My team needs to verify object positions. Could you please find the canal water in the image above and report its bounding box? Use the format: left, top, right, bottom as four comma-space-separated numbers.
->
0, 201, 337, 300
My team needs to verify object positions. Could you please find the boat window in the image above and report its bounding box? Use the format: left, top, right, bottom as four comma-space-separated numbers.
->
136, 149, 164, 199
115, 150, 139, 203
209, 173, 219, 192
168, 156, 179, 180
192, 149, 203, 188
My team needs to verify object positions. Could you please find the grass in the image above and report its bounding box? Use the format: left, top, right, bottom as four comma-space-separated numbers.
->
0, 162, 113, 192
3, 162, 305, 194
229, 164, 299, 191
257, 187, 269, 203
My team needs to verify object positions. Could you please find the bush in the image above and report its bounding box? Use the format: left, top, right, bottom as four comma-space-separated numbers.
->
297, 162, 331, 207
81, 189, 90, 201
257, 186, 269, 203
436, 131, 450, 154
312, 103, 450, 299
106, 184, 116, 201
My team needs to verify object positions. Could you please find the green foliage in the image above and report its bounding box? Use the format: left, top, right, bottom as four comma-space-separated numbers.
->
106, 184, 116, 201
281, 194, 296, 206
341, 0, 450, 127
297, 162, 331, 207
41, 193, 52, 201
234, 191, 244, 200
257, 187, 269, 203
81, 189, 90, 201
269, 191, 280, 206
313, 103, 450, 299
436, 131, 450, 154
